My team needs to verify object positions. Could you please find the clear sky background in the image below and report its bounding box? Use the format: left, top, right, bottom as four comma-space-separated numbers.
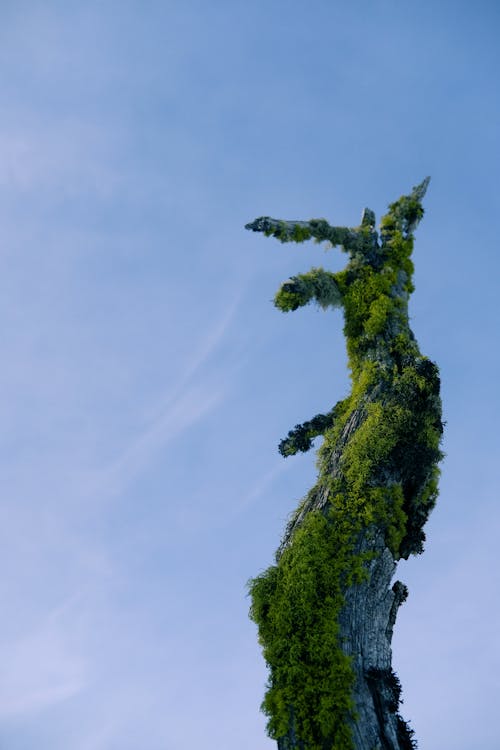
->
0, 2, 498, 748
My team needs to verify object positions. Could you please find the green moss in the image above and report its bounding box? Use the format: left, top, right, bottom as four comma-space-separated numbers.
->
291, 223, 313, 242
274, 285, 305, 312
264, 221, 288, 241
274, 268, 342, 313
368, 485, 408, 555
278, 410, 338, 457
364, 295, 392, 336
249, 509, 359, 750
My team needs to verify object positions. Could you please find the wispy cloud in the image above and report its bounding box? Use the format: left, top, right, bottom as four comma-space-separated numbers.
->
72, 720, 123, 750
236, 459, 292, 515
142, 291, 243, 421
0, 598, 87, 718
181, 294, 242, 384
0, 125, 121, 199
90, 381, 224, 500
84, 298, 243, 502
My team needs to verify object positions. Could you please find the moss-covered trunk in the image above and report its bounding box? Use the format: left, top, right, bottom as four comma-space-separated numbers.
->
246, 180, 442, 750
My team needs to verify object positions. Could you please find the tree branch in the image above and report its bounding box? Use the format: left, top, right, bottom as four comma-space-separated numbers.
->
274, 269, 342, 312
245, 216, 362, 252
279, 409, 337, 457
381, 177, 431, 239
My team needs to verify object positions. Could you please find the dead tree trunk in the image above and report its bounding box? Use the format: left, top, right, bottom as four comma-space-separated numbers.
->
247, 179, 442, 750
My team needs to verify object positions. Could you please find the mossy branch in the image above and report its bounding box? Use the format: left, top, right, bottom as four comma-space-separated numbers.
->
274, 268, 342, 312
380, 177, 430, 239
279, 408, 337, 457
245, 216, 370, 253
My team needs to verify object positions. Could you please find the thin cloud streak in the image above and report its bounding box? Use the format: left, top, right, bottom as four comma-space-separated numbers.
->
84, 299, 244, 502
0, 600, 87, 718
180, 293, 243, 386
236, 459, 292, 515
90, 381, 224, 500
0, 125, 121, 199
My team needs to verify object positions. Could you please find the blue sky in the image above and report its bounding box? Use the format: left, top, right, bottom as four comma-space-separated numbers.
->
0, 2, 498, 748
